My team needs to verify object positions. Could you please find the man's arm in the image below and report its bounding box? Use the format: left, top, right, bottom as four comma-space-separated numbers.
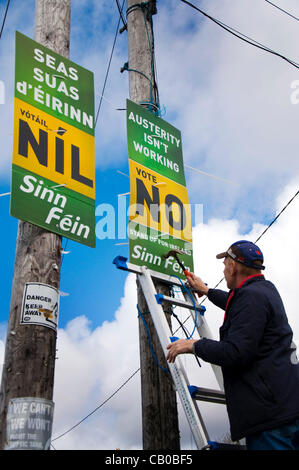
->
207, 289, 229, 310
167, 289, 269, 367
187, 272, 229, 310
166, 339, 197, 363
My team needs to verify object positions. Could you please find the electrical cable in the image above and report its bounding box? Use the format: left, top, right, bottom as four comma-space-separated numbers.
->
94, 0, 125, 128
0, 0, 10, 40
125, 1, 161, 115
121, 61, 151, 81
51, 367, 140, 443
254, 189, 299, 244
264, 0, 299, 22
171, 310, 202, 368
172, 274, 197, 339
115, 0, 127, 30
180, 0, 299, 70
171, 310, 190, 338
137, 305, 169, 373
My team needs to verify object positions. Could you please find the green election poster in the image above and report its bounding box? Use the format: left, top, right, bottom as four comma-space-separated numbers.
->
10, 31, 95, 247
126, 99, 194, 278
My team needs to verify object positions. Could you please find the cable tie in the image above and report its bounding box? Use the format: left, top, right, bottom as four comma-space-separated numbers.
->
49, 129, 67, 134
59, 291, 70, 297
184, 164, 238, 186
51, 183, 67, 189
117, 170, 130, 178
52, 74, 66, 80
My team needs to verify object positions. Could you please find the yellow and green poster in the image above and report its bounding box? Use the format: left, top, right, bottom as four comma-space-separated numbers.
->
10, 32, 95, 247
126, 99, 193, 278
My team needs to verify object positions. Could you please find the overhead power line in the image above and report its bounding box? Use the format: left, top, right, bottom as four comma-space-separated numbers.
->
51, 368, 140, 444
0, 0, 10, 40
94, 0, 125, 128
115, 0, 127, 31
264, 0, 299, 22
180, 0, 299, 70
254, 188, 299, 243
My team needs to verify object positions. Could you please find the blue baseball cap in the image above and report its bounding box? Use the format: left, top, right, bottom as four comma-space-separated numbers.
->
216, 240, 265, 270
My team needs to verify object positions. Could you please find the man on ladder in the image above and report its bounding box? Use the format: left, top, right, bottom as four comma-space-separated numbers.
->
166, 240, 299, 450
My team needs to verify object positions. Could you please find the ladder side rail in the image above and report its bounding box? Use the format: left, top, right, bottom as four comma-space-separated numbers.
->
181, 290, 224, 391
138, 266, 209, 450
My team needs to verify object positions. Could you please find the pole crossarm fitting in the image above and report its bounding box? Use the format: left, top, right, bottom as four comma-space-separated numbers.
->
126, 1, 157, 20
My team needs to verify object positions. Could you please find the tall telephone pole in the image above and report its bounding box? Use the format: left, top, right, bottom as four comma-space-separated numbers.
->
0, 0, 71, 449
126, 0, 180, 450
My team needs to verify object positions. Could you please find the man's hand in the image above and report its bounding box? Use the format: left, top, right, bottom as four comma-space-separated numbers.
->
166, 339, 197, 363
187, 272, 209, 296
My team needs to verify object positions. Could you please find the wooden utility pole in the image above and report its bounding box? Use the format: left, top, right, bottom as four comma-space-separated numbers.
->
0, 0, 70, 449
126, 0, 180, 450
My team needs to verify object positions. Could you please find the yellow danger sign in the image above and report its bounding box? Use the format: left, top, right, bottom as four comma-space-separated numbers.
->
12, 98, 95, 200
128, 160, 192, 242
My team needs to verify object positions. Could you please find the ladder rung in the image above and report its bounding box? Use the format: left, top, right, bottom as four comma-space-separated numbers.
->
155, 293, 206, 314
113, 256, 200, 291
207, 441, 247, 451
189, 386, 226, 405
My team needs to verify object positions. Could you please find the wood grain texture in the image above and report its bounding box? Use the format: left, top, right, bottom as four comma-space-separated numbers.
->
127, 0, 180, 450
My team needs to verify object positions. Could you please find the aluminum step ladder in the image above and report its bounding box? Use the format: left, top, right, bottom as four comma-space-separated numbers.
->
113, 256, 226, 450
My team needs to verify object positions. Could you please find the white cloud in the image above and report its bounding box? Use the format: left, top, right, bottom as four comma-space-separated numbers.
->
52, 272, 141, 450
154, 0, 299, 224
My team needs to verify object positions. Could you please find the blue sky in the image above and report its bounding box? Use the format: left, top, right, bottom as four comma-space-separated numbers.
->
0, 0, 299, 450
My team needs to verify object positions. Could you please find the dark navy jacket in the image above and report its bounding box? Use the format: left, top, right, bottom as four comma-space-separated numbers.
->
194, 275, 299, 441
